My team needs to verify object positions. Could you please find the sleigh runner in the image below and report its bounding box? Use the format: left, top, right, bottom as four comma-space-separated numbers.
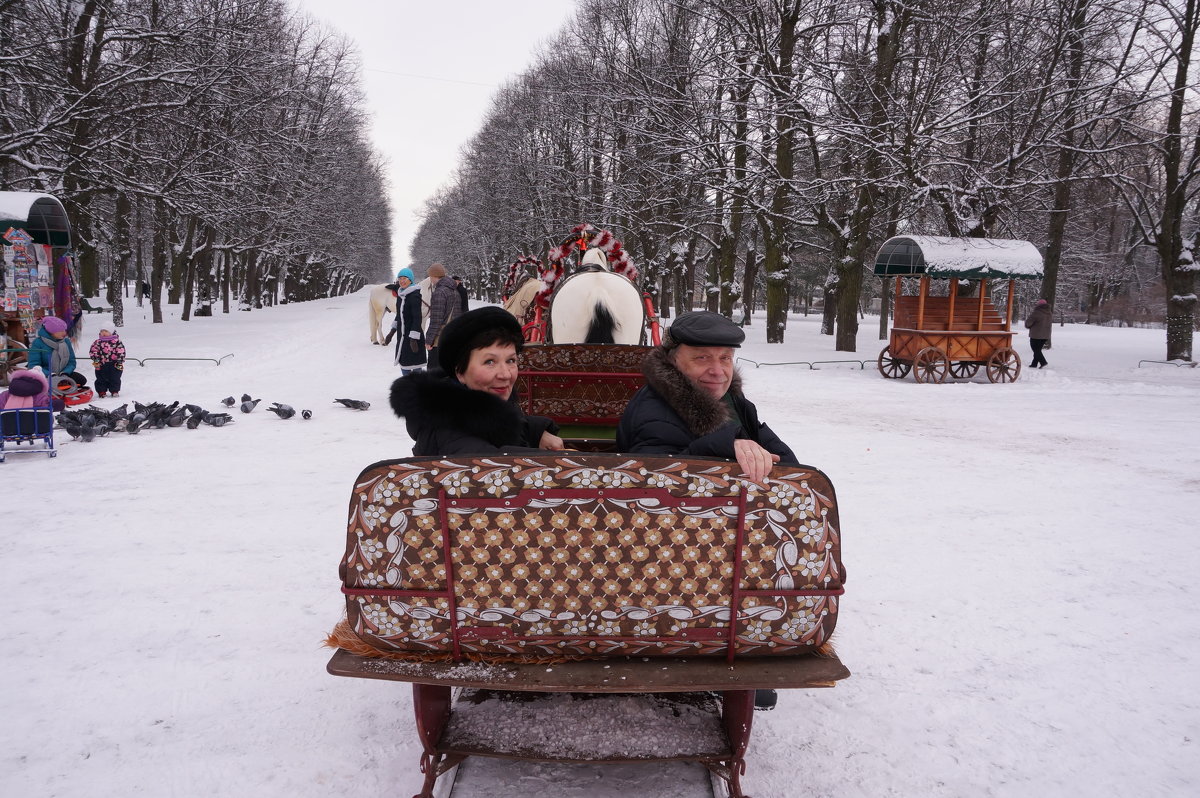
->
329, 453, 849, 797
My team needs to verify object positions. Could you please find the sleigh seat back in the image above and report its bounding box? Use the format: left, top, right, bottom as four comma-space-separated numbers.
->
338, 453, 844, 663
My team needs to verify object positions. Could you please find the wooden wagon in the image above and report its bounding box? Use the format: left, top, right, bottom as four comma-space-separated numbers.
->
874, 236, 1044, 383
328, 453, 849, 797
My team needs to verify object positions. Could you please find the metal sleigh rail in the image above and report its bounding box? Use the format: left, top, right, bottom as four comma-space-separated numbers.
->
131, 353, 235, 367
736, 356, 868, 370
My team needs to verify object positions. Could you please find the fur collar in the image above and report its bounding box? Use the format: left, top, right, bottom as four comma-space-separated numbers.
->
642, 348, 743, 437
389, 371, 522, 445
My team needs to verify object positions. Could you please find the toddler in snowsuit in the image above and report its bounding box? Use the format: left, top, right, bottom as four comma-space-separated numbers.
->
90, 329, 126, 397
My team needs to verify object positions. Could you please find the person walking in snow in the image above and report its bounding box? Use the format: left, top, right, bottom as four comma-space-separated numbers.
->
25, 316, 88, 388
390, 269, 427, 375
452, 274, 470, 313
1024, 299, 1052, 369
90, 328, 126, 397
424, 263, 462, 371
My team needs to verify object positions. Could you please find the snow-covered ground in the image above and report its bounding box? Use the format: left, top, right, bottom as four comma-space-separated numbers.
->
2, 292, 1197, 797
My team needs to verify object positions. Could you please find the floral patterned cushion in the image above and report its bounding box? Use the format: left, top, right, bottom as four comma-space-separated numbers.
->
340, 454, 843, 661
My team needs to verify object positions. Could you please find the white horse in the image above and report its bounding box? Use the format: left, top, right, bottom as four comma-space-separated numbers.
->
549, 249, 645, 345
368, 284, 397, 344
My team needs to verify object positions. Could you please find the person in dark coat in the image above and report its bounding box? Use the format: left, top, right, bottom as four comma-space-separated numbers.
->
390, 307, 564, 456
424, 264, 461, 370
617, 310, 794, 712
1024, 299, 1053, 368
452, 275, 470, 313
389, 269, 427, 375
617, 311, 796, 480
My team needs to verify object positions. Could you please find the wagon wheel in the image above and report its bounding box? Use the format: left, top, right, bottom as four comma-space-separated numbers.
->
912, 347, 949, 384
949, 361, 981, 379
876, 346, 911, 379
986, 348, 1022, 383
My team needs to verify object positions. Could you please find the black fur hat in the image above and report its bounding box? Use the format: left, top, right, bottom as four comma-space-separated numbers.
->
437, 306, 523, 376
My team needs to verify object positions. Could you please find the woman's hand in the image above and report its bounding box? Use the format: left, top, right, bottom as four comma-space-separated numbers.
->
733, 439, 780, 482
539, 431, 567, 450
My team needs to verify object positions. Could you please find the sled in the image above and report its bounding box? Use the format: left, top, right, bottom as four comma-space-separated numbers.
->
52, 374, 94, 406
0, 400, 57, 462
329, 453, 849, 797
874, 236, 1044, 383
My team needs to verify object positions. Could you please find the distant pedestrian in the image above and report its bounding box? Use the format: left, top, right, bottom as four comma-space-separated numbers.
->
390, 269, 427, 375
425, 264, 462, 371
1024, 299, 1052, 369
90, 328, 127, 397
452, 275, 470, 313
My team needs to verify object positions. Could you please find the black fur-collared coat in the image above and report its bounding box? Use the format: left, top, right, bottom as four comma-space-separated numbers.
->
389, 372, 559, 456
616, 348, 796, 464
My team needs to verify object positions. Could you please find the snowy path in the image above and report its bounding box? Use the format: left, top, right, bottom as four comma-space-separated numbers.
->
1, 293, 1197, 797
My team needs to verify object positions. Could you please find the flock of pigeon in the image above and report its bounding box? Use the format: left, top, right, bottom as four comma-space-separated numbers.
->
54, 395, 371, 443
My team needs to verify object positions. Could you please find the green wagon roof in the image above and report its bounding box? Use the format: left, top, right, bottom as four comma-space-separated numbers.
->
0, 192, 72, 247
874, 236, 1044, 280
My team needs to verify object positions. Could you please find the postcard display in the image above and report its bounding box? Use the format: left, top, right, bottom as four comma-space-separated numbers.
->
2, 227, 55, 332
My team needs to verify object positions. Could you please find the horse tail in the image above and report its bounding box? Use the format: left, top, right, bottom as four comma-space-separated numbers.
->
585, 302, 618, 344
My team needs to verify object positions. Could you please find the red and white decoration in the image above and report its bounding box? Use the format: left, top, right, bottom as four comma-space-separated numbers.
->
534, 224, 637, 310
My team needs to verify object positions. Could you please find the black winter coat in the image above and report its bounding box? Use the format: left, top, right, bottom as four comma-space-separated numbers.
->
393, 286, 427, 368
389, 371, 559, 456
616, 348, 797, 464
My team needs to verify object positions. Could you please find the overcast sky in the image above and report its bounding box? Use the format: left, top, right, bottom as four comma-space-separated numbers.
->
294, 0, 579, 271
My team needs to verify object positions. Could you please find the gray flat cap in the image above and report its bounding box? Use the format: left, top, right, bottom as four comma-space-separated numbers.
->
665, 311, 745, 348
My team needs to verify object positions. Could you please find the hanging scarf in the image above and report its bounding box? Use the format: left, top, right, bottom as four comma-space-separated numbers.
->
43, 334, 71, 375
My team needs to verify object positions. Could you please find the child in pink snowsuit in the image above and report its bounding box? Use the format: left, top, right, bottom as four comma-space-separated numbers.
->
90, 329, 126, 397
0, 368, 65, 411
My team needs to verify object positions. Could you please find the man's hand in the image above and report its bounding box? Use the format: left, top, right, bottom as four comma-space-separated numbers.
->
539, 431, 566, 450
733, 439, 780, 482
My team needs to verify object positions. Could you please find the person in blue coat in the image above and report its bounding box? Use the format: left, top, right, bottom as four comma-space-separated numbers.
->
24, 316, 88, 388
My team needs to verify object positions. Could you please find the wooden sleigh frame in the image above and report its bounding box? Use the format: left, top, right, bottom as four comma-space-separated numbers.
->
329, 453, 850, 797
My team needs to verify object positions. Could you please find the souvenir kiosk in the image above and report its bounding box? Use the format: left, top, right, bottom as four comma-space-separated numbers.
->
0, 192, 79, 384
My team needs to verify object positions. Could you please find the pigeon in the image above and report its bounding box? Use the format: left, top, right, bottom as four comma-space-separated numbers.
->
301, 409, 312, 420
184, 404, 204, 416
110, 403, 128, 419
126, 413, 147, 434
186, 412, 204, 430
240, 398, 260, 413
240, 393, 252, 403
58, 418, 83, 440
203, 413, 233, 427
266, 403, 295, 419
221, 396, 236, 407
166, 407, 188, 427
334, 398, 371, 410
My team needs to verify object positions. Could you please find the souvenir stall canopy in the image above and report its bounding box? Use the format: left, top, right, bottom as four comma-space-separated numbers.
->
0, 192, 80, 343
